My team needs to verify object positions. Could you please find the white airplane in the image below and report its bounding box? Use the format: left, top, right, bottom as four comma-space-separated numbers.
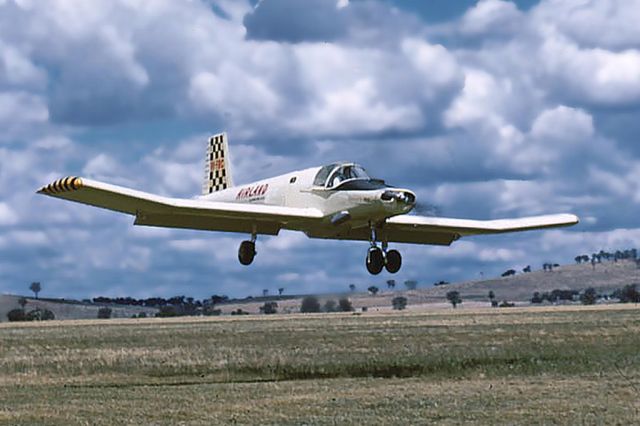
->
38, 132, 579, 275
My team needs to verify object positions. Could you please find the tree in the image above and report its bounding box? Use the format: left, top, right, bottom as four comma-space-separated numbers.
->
157, 306, 179, 317
168, 295, 185, 306
260, 301, 278, 314
26, 309, 55, 321
367, 286, 379, 296
97, 307, 112, 319
531, 292, 543, 304
404, 280, 418, 290
7, 309, 26, 322
278, 287, 284, 296
446, 290, 462, 308
210, 295, 229, 305
323, 299, 337, 312
300, 296, 321, 313
18, 297, 28, 310
29, 282, 41, 299
575, 255, 583, 264
349, 284, 356, 292
392, 296, 408, 310
488, 291, 497, 307
262, 289, 269, 297
580, 288, 598, 305
548, 289, 577, 302
338, 298, 353, 312
523, 265, 531, 273
202, 305, 222, 316
501, 269, 516, 277
386, 280, 396, 289
614, 284, 640, 303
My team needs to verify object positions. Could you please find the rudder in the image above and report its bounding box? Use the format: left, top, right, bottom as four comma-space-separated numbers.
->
203, 132, 234, 194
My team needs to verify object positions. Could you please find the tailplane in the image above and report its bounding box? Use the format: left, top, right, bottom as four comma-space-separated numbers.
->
203, 132, 234, 194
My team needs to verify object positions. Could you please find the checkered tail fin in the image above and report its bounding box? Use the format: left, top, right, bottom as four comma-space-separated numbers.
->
203, 132, 234, 195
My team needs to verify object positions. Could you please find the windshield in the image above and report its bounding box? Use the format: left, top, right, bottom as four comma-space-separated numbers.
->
327, 165, 370, 188
313, 163, 339, 186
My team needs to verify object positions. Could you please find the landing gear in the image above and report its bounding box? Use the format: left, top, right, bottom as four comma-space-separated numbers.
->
365, 224, 402, 275
366, 247, 385, 275
385, 249, 402, 273
238, 234, 257, 266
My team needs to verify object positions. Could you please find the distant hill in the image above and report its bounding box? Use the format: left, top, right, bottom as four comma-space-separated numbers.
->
210, 260, 640, 314
414, 260, 640, 303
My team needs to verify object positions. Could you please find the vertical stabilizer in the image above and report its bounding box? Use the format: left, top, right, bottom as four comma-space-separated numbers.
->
203, 132, 234, 195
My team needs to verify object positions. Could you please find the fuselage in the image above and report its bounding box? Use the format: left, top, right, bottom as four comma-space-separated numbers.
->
197, 162, 416, 231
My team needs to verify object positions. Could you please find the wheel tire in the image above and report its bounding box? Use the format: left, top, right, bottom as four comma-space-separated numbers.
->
238, 241, 256, 265
366, 247, 384, 275
385, 249, 402, 273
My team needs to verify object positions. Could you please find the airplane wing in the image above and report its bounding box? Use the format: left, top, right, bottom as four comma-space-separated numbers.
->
307, 213, 579, 245
37, 177, 323, 235
381, 213, 580, 245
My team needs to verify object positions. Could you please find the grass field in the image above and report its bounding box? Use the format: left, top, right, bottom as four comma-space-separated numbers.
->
1, 305, 639, 425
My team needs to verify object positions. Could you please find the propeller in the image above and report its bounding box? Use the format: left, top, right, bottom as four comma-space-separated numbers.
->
412, 201, 442, 217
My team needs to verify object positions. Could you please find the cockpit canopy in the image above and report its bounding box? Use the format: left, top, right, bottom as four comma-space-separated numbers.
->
313, 162, 385, 190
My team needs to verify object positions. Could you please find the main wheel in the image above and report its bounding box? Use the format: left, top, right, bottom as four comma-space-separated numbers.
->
366, 247, 385, 275
238, 241, 256, 265
385, 249, 402, 273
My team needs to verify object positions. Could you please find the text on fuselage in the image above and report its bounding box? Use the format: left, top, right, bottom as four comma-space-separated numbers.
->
236, 184, 269, 200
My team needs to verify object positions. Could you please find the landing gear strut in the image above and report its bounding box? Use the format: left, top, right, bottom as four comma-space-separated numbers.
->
238, 233, 257, 265
365, 225, 402, 275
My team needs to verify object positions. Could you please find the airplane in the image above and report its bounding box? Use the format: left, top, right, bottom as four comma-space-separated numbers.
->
38, 132, 579, 275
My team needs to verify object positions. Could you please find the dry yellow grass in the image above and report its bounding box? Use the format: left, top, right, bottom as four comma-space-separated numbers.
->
1, 304, 639, 424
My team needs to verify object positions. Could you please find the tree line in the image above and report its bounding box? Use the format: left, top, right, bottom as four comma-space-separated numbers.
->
574, 248, 638, 265
530, 284, 640, 305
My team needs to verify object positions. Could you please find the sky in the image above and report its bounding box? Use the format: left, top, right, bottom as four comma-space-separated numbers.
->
1, 0, 640, 300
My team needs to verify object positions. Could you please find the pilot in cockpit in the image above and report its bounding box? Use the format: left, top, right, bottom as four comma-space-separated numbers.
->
331, 170, 346, 187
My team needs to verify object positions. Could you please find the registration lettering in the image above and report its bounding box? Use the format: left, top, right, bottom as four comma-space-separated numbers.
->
210, 159, 224, 171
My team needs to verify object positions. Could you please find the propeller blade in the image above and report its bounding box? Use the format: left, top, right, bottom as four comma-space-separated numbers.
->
412, 201, 442, 217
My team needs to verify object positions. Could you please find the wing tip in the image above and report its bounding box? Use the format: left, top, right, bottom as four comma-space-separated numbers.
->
37, 176, 84, 195
562, 213, 580, 226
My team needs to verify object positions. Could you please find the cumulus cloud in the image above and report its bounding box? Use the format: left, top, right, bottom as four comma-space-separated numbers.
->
530, 105, 594, 143
0, 202, 18, 225
244, 0, 348, 43
539, 35, 640, 107
0, 0, 639, 298
0, 39, 46, 87
533, 0, 640, 50
459, 0, 524, 37
0, 92, 49, 142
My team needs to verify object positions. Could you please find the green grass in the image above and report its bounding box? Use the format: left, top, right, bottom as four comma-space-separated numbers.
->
1, 305, 639, 424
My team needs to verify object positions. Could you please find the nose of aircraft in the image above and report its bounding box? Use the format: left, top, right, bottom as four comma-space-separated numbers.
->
380, 189, 416, 208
